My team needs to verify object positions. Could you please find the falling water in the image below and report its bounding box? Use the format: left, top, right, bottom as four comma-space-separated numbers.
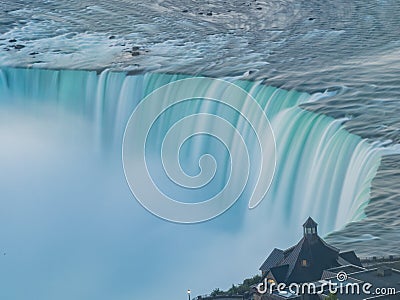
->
0, 67, 391, 233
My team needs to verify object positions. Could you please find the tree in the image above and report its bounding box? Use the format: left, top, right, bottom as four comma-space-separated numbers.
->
209, 274, 262, 296
325, 293, 338, 300
210, 288, 224, 297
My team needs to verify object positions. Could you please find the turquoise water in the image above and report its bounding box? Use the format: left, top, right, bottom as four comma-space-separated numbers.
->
1, 0, 400, 299
0, 67, 387, 228
0, 67, 394, 299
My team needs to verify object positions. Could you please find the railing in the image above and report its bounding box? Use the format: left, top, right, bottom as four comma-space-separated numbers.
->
360, 255, 400, 265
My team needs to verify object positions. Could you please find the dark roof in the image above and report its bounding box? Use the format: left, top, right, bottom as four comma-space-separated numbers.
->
319, 237, 340, 252
280, 238, 306, 277
325, 264, 366, 275
339, 251, 363, 267
260, 239, 308, 274
283, 244, 297, 256
260, 248, 285, 271
260, 235, 340, 283
303, 217, 317, 228
259, 218, 363, 285
288, 236, 340, 283
321, 270, 338, 280
268, 265, 289, 283
319, 268, 400, 300
350, 268, 400, 290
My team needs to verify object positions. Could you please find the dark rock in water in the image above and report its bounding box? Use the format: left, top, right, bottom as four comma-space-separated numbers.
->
198, 12, 203, 15
29, 52, 39, 55
8, 39, 17, 43
127, 68, 143, 76
242, 69, 257, 77
109, 35, 116, 39
131, 46, 141, 56
256, 7, 262, 10
14, 44, 25, 50
182, 9, 188, 13
206, 12, 213, 16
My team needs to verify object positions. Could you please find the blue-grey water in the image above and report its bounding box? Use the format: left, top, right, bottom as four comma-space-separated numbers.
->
0, 1, 400, 300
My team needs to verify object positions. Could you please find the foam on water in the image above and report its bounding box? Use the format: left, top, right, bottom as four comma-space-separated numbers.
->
1, 0, 400, 298
2, 67, 399, 299
0, 67, 395, 232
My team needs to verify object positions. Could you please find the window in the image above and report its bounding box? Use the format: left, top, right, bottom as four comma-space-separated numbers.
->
301, 259, 308, 267
305, 227, 316, 234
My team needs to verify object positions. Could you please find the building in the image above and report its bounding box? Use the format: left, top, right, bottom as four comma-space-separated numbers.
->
318, 264, 400, 300
199, 217, 400, 300
259, 217, 362, 285
249, 217, 400, 300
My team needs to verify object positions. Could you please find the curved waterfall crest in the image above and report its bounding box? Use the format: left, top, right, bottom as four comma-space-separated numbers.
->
0, 67, 393, 232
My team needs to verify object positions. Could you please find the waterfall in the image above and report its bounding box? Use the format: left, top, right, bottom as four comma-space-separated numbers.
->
0, 67, 385, 233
